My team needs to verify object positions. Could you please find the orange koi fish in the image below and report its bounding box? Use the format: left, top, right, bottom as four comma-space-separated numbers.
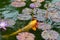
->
2, 19, 38, 38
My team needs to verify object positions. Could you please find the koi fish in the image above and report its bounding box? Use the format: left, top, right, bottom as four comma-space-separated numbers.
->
2, 19, 38, 38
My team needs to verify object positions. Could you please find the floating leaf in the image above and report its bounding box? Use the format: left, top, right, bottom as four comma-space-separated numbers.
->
2, 10, 19, 21
52, 0, 60, 3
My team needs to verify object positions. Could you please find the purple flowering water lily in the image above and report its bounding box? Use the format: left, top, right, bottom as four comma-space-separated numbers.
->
0, 19, 15, 30
0, 20, 8, 30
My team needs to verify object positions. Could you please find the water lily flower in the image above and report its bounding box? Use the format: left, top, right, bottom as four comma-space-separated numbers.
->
0, 20, 8, 30
11, 1, 26, 7
16, 32, 35, 40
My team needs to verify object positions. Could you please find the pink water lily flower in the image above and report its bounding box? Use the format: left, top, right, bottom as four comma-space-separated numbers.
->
16, 32, 35, 40
37, 0, 44, 2
11, 1, 26, 7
